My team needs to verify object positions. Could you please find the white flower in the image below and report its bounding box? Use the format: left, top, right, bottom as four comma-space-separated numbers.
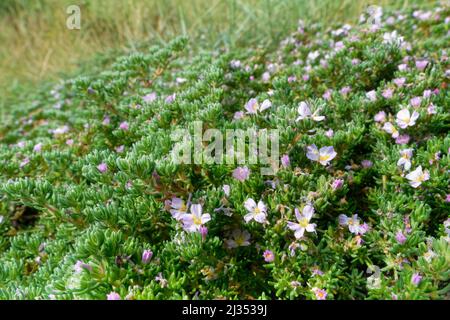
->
423, 249, 436, 263
396, 109, 419, 129
169, 197, 188, 220
296, 101, 325, 122
244, 98, 272, 114
382, 122, 399, 138
306, 144, 337, 166
225, 229, 251, 248
181, 204, 211, 232
307, 51, 320, 61
339, 214, 365, 234
244, 199, 267, 224
405, 166, 429, 188
366, 90, 377, 102
287, 205, 316, 239
397, 148, 413, 171
383, 31, 404, 45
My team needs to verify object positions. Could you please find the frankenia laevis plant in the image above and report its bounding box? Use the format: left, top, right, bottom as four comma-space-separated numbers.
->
0, 5, 449, 300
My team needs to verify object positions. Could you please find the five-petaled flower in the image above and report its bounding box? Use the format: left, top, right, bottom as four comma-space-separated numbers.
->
244, 198, 267, 224
181, 204, 211, 233
296, 101, 325, 122
263, 250, 275, 262
312, 287, 327, 300
397, 148, 413, 171
382, 122, 399, 138
306, 144, 337, 166
232, 166, 250, 181
107, 292, 121, 300
405, 166, 429, 188
225, 229, 251, 248
244, 98, 272, 114
396, 109, 419, 129
339, 214, 367, 235
287, 204, 316, 239
169, 197, 188, 220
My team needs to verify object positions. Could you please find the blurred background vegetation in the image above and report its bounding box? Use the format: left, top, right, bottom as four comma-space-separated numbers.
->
0, 0, 436, 107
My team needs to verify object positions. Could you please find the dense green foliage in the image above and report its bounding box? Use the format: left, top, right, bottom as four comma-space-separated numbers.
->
0, 5, 449, 300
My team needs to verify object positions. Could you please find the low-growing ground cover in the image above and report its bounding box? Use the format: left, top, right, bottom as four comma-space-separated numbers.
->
0, 5, 448, 300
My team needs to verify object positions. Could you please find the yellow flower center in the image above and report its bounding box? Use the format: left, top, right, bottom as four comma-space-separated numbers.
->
254, 207, 261, 214
193, 215, 202, 225
319, 154, 330, 162
235, 235, 245, 246
299, 217, 309, 228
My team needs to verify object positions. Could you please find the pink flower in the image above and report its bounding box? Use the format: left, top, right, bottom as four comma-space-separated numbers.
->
396, 231, 407, 244
322, 90, 332, 100
181, 204, 211, 233
107, 292, 121, 300
74, 260, 92, 273
119, 122, 129, 131
423, 89, 432, 98
427, 104, 437, 114
445, 194, 450, 203
411, 273, 422, 285
415, 60, 428, 71
340, 86, 351, 96
287, 76, 297, 83
33, 143, 43, 153
361, 160, 373, 168
395, 134, 410, 145
332, 179, 344, 190
199, 226, 208, 241
325, 129, 334, 137
66, 139, 74, 146
232, 166, 250, 181
115, 145, 125, 153
233, 111, 245, 120
165, 93, 176, 104
103, 116, 111, 126
312, 267, 324, 276
374, 111, 386, 123
398, 64, 408, 71
410, 96, 422, 108
141, 249, 153, 264
143, 92, 157, 103
16, 141, 26, 148
244, 98, 271, 114
281, 154, 290, 168
382, 88, 393, 99
263, 250, 275, 262
97, 163, 108, 173
20, 158, 30, 168
393, 77, 406, 87
312, 288, 327, 300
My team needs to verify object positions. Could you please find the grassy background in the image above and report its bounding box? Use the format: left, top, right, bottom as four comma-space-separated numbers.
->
0, 0, 435, 106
